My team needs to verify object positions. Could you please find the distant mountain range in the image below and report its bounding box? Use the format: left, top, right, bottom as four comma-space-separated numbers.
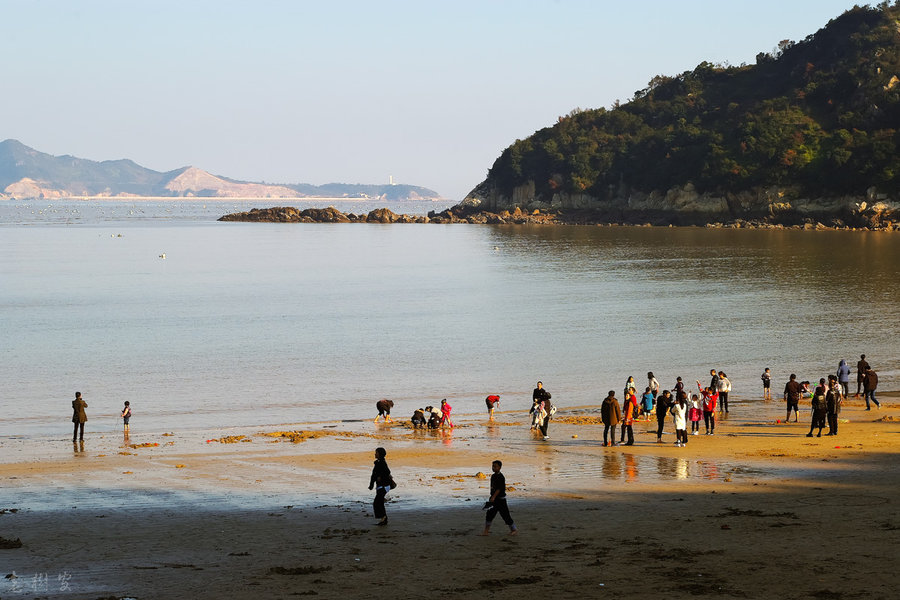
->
0, 139, 442, 201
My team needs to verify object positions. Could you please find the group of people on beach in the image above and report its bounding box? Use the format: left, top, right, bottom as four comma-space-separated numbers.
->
774, 354, 881, 437
68, 393, 131, 442
596, 370, 730, 448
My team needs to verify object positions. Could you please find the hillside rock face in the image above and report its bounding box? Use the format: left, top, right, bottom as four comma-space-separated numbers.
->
460, 181, 900, 229
164, 167, 299, 198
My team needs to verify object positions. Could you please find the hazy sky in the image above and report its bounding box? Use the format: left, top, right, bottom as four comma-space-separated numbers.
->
2, 0, 862, 200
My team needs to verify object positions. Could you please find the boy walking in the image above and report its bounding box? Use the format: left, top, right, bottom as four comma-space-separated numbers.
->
481, 460, 517, 536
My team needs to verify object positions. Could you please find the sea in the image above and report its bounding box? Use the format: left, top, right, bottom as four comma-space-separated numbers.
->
2, 199, 898, 439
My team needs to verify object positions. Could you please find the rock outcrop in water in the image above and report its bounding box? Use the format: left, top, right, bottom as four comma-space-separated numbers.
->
218, 195, 899, 230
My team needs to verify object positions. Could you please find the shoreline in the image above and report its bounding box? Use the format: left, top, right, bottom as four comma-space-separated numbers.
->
1, 398, 897, 598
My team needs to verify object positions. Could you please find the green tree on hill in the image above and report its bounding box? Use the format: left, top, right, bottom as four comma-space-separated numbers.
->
484, 3, 900, 201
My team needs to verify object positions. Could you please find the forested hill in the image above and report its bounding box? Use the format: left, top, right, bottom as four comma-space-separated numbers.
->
469, 4, 900, 218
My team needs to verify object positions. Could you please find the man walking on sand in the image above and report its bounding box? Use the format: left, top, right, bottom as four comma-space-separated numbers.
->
863, 366, 881, 410
480, 460, 517, 536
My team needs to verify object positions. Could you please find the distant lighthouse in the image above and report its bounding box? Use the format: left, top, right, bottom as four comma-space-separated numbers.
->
389, 175, 395, 185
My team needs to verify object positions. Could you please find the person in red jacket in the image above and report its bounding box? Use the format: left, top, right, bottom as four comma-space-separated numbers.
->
619, 389, 638, 445
697, 380, 718, 435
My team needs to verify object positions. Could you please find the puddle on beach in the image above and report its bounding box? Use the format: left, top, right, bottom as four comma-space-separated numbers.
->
535, 453, 769, 483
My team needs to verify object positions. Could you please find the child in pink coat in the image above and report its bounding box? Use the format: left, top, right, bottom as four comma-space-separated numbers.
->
439, 399, 454, 429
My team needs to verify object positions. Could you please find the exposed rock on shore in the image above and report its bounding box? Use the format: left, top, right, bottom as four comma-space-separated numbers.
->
218, 197, 899, 230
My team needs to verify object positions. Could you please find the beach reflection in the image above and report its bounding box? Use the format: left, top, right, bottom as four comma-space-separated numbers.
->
602, 452, 622, 478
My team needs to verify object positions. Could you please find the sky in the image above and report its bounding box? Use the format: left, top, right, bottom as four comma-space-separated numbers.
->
2, 0, 866, 200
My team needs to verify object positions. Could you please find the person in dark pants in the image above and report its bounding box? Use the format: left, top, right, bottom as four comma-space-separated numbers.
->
368, 447, 393, 526
655, 390, 673, 443
532, 381, 552, 440
480, 460, 517, 536
863, 367, 881, 410
783, 374, 802, 422
619, 389, 637, 445
826, 376, 842, 436
601, 391, 621, 447
72, 391, 88, 442
855, 354, 869, 397
807, 378, 828, 437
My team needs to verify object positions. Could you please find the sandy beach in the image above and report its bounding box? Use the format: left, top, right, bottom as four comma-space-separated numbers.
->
1, 394, 898, 599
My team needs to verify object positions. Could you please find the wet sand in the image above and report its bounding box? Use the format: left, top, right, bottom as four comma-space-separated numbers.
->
1, 394, 898, 599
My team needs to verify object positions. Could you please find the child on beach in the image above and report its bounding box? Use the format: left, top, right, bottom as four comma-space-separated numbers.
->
671, 393, 688, 447
689, 394, 702, 435
697, 381, 718, 435
480, 460, 517, 536
762, 368, 772, 400
121, 401, 131, 434
368, 447, 393, 526
439, 399, 453, 429
640, 387, 654, 421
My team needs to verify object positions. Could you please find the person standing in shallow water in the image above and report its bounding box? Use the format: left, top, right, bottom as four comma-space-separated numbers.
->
761, 368, 772, 400
532, 381, 552, 440
480, 460, 517, 536
72, 392, 87, 442
368, 447, 392, 526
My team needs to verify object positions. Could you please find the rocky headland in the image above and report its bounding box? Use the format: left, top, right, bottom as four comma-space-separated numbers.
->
218, 184, 900, 231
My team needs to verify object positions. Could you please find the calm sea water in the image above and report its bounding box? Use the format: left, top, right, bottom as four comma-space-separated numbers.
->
2, 200, 898, 438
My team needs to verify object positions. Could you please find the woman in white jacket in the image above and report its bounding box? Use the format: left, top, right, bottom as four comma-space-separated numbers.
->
671, 395, 688, 447
717, 371, 732, 413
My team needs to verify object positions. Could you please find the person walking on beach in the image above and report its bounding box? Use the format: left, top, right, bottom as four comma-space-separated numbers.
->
368, 447, 393, 526
762, 368, 772, 400
709, 369, 720, 394
673, 376, 684, 398
836, 360, 851, 398
480, 460, 517, 536
374, 399, 394, 423
532, 382, 552, 440
121, 401, 131, 434
807, 378, 828, 437
485, 395, 500, 421
855, 354, 869, 397
863, 367, 881, 410
784, 374, 802, 422
439, 399, 454, 428
620, 389, 638, 445
601, 391, 622, 447
717, 371, 732, 414
71, 391, 87, 442
826, 376, 842, 436
697, 381, 718, 434
624, 376, 636, 395
655, 389, 673, 443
